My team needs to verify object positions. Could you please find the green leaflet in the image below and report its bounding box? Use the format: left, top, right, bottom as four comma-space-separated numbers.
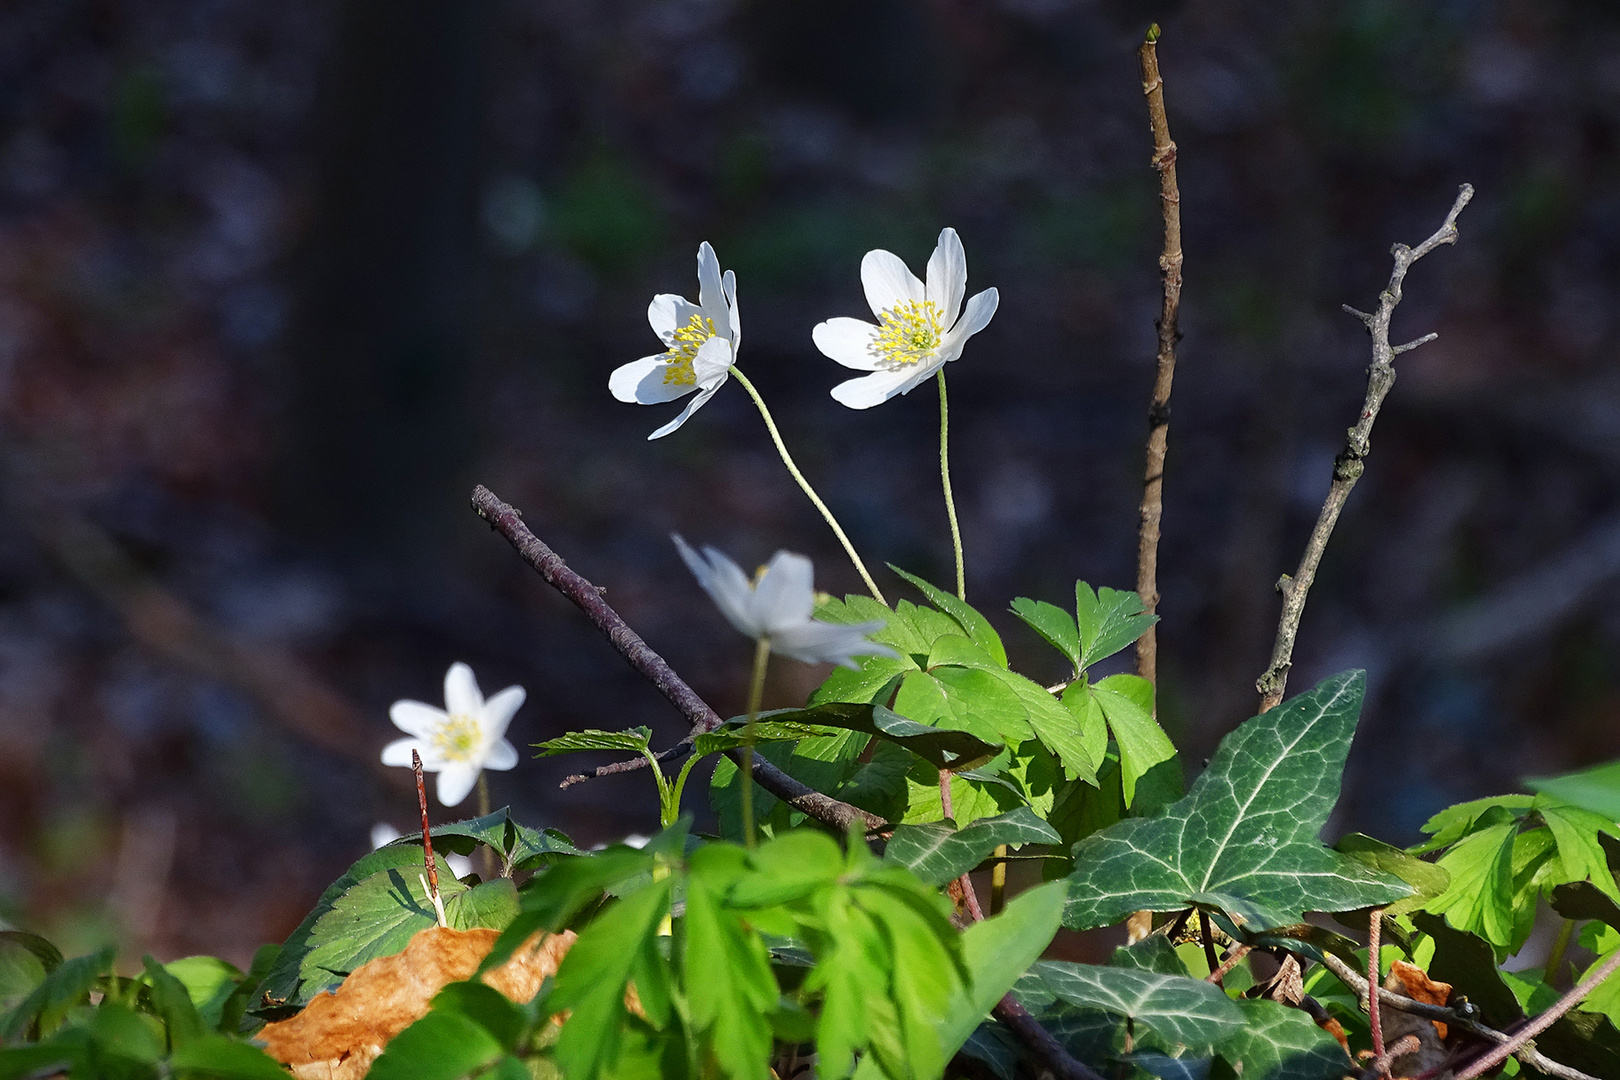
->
1062, 671, 1410, 931
1067, 673, 1177, 807
1010, 581, 1159, 673
1527, 756, 1620, 820
415, 807, 584, 874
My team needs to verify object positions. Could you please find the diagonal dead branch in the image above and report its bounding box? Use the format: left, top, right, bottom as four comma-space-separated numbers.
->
1256, 184, 1473, 712
470, 485, 883, 834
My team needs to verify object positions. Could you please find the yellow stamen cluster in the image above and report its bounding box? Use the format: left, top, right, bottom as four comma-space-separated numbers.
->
870, 299, 944, 368
662, 313, 718, 386
431, 715, 482, 763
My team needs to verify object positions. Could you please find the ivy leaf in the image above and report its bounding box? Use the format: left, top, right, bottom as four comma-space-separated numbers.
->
884, 808, 1061, 886
532, 727, 652, 756
1033, 962, 1244, 1052
1062, 671, 1410, 931
1526, 756, 1620, 820
1333, 834, 1450, 917
1214, 999, 1351, 1080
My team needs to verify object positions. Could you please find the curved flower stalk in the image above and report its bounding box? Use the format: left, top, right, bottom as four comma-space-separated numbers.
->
675, 534, 896, 845
381, 662, 523, 810
812, 226, 999, 409
609, 241, 740, 440
814, 227, 998, 600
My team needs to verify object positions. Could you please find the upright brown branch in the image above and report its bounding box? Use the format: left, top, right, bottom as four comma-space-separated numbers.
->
1256, 185, 1473, 712
470, 485, 882, 833
1133, 24, 1184, 692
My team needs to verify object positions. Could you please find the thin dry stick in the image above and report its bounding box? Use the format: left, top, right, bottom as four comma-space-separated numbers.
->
1133, 22, 1184, 693
1367, 907, 1385, 1058
1451, 945, 1620, 1080
1359, 1034, 1420, 1080
1205, 943, 1251, 985
1320, 951, 1598, 1080
413, 750, 448, 928
1256, 184, 1474, 712
470, 485, 882, 834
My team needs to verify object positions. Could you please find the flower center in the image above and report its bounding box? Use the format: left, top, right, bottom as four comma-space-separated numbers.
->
432, 714, 482, 763
662, 313, 718, 386
870, 300, 945, 368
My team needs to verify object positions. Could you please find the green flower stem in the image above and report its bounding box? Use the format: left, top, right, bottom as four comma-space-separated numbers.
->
938, 369, 966, 601
476, 773, 490, 819
740, 636, 772, 850
475, 773, 496, 879
729, 366, 886, 605
1545, 918, 1575, 985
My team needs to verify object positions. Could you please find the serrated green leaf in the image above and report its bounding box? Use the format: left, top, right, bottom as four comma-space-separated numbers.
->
142, 955, 206, 1050
1034, 961, 1244, 1052
890, 567, 1008, 667
1214, 999, 1350, 1080
533, 726, 653, 757
367, 1008, 506, 1080
482, 846, 655, 974
901, 758, 1024, 827
1076, 583, 1159, 672
1411, 794, 1534, 854
0, 945, 114, 1041
730, 829, 846, 908
1422, 822, 1517, 948
906, 667, 1031, 746
1539, 798, 1620, 903
413, 807, 584, 874
685, 846, 775, 1080
1090, 674, 1175, 807
1010, 596, 1081, 668
691, 718, 845, 757
1333, 834, 1450, 917
755, 702, 1002, 773
1062, 672, 1410, 931
927, 633, 1000, 669
884, 807, 1060, 886
810, 656, 911, 708
257, 843, 453, 1015
996, 670, 1100, 782
446, 877, 520, 931
168, 1033, 290, 1078
1526, 757, 1620, 820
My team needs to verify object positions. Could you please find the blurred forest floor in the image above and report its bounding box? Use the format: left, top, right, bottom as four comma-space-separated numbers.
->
4, 0, 1620, 967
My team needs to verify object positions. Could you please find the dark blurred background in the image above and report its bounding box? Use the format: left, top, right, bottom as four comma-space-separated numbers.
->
3, 0, 1618, 966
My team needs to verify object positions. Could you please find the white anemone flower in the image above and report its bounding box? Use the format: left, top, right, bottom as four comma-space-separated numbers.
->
812, 227, 999, 409
609, 241, 740, 439
381, 662, 523, 808
673, 535, 899, 668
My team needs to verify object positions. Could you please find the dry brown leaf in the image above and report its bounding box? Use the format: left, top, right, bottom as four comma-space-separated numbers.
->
257, 925, 573, 1080
1382, 959, 1453, 1079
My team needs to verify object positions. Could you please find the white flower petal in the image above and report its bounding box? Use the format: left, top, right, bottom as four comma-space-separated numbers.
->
753, 551, 816, 631
771, 620, 899, 668
946, 286, 998, 341
830, 368, 920, 410
647, 293, 699, 341
691, 335, 734, 387
610, 356, 693, 406
697, 242, 731, 340
481, 685, 525, 739
371, 822, 404, 849
894, 358, 947, 398
444, 662, 483, 717
389, 700, 446, 739
722, 269, 740, 351
861, 248, 924, 315
812, 317, 883, 371
674, 534, 761, 638
925, 227, 967, 325
381, 737, 426, 767
483, 739, 519, 771
436, 764, 478, 808
647, 381, 722, 440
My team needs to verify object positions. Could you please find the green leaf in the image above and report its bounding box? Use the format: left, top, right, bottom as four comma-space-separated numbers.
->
533, 726, 653, 756
257, 843, 454, 1015
291, 857, 469, 1003
366, 1008, 506, 1080
159, 957, 242, 1033
759, 702, 1002, 773
890, 567, 1008, 667
417, 807, 584, 874
219, 944, 277, 1035
692, 718, 851, 757
431, 980, 528, 1050
481, 846, 655, 974
901, 667, 1031, 747
1539, 798, 1620, 903
446, 877, 521, 931
1062, 671, 1410, 931
900, 758, 1025, 827
0, 944, 115, 1041
1422, 822, 1518, 948
1408, 912, 1523, 1028
1075, 583, 1159, 672
1213, 999, 1351, 1080
936, 881, 1069, 1065
685, 846, 776, 1080
1332, 834, 1449, 919
168, 1034, 290, 1079
1009, 596, 1081, 668
1110, 936, 1190, 976
0, 934, 54, 1018
1411, 795, 1534, 854
1034, 962, 1243, 1051
883, 807, 1060, 886
142, 956, 206, 1050
1553, 880, 1620, 931
1527, 757, 1620, 820
997, 670, 1100, 782
0, 931, 62, 974
1090, 674, 1176, 807
731, 830, 846, 908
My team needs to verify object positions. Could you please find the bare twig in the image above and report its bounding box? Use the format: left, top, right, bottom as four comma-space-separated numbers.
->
1367, 907, 1385, 1058
1451, 945, 1620, 1080
413, 750, 449, 928
1320, 951, 1599, 1080
1133, 22, 1184, 693
470, 485, 883, 834
1359, 1034, 1420, 1080
1205, 943, 1252, 985
1256, 184, 1474, 711
992, 995, 1109, 1080
560, 742, 690, 789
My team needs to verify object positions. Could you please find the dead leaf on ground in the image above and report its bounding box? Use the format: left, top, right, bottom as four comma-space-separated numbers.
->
257, 925, 573, 1080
